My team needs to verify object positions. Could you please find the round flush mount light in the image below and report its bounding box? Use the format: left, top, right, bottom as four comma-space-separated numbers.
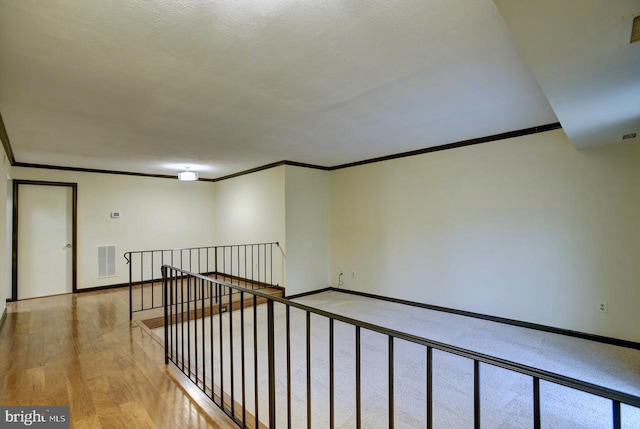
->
178, 170, 199, 181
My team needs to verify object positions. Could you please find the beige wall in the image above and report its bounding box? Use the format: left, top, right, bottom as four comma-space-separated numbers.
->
213, 166, 286, 286
330, 129, 640, 342
0, 148, 9, 318
284, 166, 330, 296
4, 128, 639, 343
211, 165, 331, 294
10, 167, 216, 290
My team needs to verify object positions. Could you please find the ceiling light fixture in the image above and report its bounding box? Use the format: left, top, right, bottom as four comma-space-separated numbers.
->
178, 169, 199, 181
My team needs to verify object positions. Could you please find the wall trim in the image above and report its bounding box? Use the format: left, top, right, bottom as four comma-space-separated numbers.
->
330, 122, 562, 170
0, 112, 16, 165
12, 162, 218, 182
211, 160, 331, 183
285, 287, 332, 300
76, 283, 129, 293
329, 287, 640, 350
0, 307, 7, 332
8, 122, 561, 182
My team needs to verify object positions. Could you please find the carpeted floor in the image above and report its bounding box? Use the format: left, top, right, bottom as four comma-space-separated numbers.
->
153, 290, 640, 428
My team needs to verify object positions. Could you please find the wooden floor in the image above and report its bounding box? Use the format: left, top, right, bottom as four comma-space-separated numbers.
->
0, 287, 241, 429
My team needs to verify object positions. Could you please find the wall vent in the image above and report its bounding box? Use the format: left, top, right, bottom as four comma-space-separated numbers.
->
98, 245, 116, 278
631, 15, 640, 43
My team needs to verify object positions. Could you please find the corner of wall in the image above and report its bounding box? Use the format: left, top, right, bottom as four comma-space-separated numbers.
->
213, 165, 287, 285
284, 166, 331, 296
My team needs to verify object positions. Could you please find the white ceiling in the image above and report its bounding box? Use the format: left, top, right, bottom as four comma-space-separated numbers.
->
0, 1, 634, 179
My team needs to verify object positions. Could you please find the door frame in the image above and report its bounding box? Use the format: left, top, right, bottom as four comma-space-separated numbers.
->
11, 180, 78, 301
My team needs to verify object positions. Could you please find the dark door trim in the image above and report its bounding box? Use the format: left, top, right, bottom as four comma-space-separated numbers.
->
11, 180, 78, 301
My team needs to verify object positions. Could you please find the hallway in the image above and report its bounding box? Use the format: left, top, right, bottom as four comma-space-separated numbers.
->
0, 288, 235, 428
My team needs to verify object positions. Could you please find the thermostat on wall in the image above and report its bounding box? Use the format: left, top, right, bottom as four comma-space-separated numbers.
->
110, 211, 121, 219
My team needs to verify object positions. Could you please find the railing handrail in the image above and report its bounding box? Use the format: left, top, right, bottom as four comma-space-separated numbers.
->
124, 242, 280, 263
162, 264, 640, 409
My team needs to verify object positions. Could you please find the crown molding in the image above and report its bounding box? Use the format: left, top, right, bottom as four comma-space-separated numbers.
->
6, 122, 562, 182
0, 112, 16, 165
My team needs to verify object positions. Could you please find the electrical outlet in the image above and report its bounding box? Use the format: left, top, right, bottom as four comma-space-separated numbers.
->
598, 302, 608, 313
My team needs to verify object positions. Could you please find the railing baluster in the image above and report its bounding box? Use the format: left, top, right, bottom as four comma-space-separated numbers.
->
330, 318, 335, 429
151, 251, 154, 306
171, 250, 178, 312
229, 282, 235, 417
169, 270, 178, 362
194, 275, 198, 386
253, 294, 259, 428
307, 311, 312, 429
241, 291, 246, 427
474, 360, 481, 429
427, 346, 433, 429
172, 269, 176, 365
180, 271, 185, 372
161, 252, 165, 306
201, 277, 206, 392
389, 336, 394, 429
356, 326, 361, 429
163, 267, 168, 365
140, 252, 144, 310
209, 280, 214, 400
268, 300, 276, 429
215, 246, 219, 303
613, 400, 621, 429
286, 305, 292, 429
533, 377, 541, 429
187, 274, 192, 379
128, 253, 132, 320
219, 284, 224, 407
213, 246, 218, 281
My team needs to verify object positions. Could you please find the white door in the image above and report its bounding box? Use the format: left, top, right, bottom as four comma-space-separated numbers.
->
17, 184, 73, 299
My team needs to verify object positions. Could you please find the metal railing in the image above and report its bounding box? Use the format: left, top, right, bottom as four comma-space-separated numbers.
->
125, 242, 281, 319
162, 266, 640, 429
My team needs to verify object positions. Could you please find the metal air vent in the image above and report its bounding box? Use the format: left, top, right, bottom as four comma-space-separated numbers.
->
98, 245, 116, 278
